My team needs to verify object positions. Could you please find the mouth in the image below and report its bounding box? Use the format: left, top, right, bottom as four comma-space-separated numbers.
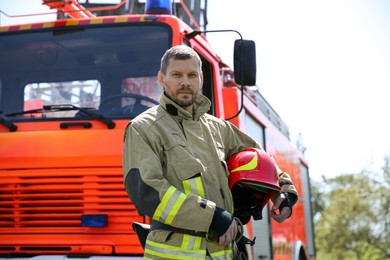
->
177, 91, 193, 95
177, 87, 194, 95
177, 90, 194, 96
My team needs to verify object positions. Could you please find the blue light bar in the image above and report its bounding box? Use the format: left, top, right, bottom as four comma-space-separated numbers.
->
81, 214, 108, 227
145, 0, 172, 15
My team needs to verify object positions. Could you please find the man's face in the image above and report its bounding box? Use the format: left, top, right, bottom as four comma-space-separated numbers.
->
158, 57, 203, 112
122, 78, 140, 94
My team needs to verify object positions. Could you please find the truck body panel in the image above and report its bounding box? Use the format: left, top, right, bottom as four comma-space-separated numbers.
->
0, 2, 315, 259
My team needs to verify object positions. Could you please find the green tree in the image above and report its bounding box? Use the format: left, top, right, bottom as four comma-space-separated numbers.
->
313, 154, 390, 260
310, 178, 326, 221
375, 154, 390, 258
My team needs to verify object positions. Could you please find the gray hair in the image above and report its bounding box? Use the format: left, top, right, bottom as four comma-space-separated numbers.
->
160, 45, 202, 75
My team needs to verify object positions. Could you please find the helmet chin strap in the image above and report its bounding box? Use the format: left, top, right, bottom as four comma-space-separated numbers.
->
234, 217, 256, 246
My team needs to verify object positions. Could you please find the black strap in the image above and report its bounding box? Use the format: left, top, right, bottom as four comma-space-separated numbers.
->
151, 220, 207, 238
234, 217, 256, 246
151, 219, 256, 246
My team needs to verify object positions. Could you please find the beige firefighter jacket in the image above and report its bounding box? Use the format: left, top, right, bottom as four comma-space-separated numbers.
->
123, 92, 297, 259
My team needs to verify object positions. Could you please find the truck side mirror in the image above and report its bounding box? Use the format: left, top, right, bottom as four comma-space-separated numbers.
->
234, 39, 257, 86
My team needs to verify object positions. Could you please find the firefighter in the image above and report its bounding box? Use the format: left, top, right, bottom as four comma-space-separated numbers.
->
123, 45, 298, 259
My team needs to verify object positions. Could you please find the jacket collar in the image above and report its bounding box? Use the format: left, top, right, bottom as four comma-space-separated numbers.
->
159, 92, 211, 120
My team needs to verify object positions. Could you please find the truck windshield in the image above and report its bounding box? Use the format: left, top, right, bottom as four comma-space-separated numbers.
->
0, 23, 171, 120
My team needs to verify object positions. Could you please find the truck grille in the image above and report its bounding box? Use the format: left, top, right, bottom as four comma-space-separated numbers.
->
0, 167, 139, 231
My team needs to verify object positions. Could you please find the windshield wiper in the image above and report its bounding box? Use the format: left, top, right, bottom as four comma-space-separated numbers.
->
0, 113, 17, 132
6, 108, 43, 117
6, 105, 116, 129
50, 105, 116, 129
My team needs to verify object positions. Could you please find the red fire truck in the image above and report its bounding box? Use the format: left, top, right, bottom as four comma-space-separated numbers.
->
0, 0, 316, 259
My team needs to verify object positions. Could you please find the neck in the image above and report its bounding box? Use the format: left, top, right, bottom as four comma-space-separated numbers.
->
182, 105, 193, 115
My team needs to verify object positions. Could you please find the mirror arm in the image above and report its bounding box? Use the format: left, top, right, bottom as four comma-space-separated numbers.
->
185, 30, 246, 120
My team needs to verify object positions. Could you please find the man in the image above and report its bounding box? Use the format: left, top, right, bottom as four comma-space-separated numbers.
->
123, 45, 297, 259
121, 78, 142, 107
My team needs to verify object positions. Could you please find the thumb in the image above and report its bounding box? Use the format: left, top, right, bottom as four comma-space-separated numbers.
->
272, 193, 285, 211
272, 201, 281, 211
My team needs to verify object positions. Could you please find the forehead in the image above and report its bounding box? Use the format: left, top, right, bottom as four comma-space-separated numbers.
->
166, 57, 200, 72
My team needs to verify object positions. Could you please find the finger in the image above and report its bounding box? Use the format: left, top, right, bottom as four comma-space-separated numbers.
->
272, 200, 283, 211
272, 193, 286, 210
270, 210, 281, 223
219, 235, 226, 246
271, 207, 290, 223
232, 228, 237, 241
223, 227, 233, 246
219, 221, 236, 246
272, 202, 281, 211
279, 207, 291, 221
231, 220, 238, 239
220, 234, 231, 246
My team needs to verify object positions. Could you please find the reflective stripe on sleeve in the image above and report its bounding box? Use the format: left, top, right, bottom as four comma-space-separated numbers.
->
183, 176, 205, 197
153, 186, 186, 225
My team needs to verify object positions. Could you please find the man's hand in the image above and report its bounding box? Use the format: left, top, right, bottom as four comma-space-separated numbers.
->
270, 192, 291, 223
218, 219, 237, 247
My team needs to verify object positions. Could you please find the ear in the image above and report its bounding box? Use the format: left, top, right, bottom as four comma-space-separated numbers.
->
200, 71, 204, 90
157, 71, 165, 89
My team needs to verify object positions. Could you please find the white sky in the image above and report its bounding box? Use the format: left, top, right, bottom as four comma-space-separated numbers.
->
206, 0, 390, 180
1, 0, 389, 180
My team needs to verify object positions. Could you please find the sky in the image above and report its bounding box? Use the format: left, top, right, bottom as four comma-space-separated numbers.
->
1, 0, 389, 180
206, 1, 390, 180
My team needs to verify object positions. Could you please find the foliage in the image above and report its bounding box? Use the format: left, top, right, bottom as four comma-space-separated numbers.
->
309, 178, 325, 222
312, 153, 390, 260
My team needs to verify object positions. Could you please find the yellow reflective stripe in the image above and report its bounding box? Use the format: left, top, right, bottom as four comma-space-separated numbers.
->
194, 236, 202, 250
43, 22, 55, 28
153, 186, 175, 220
153, 186, 186, 225
194, 177, 205, 197
183, 179, 192, 195
210, 246, 234, 260
90, 18, 104, 24
20, 25, 32, 30
183, 177, 205, 197
145, 239, 205, 260
231, 153, 258, 172
165, 191, 186, 224
181, 234, 191, 249
115, 16, 128, 23
181, 234, 203, 251
66, 20, 79, 26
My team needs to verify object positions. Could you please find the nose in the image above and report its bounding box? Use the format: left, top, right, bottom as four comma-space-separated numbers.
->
181, 76, 190, 86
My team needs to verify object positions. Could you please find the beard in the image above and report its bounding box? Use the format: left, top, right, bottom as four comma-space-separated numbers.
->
176, 94, 195, 107
166, 87, 196, 108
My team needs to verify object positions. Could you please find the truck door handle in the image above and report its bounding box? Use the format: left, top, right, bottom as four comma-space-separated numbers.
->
60, 122, 92, 129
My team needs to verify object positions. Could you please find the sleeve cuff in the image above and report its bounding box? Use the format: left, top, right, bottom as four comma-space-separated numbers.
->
207, 207, 233, 241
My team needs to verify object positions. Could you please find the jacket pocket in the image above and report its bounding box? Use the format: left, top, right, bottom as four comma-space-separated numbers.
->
172, 158, 206, 197
172, 158, 205, 181
162, 132, 190, 162
148, 229, 176, 244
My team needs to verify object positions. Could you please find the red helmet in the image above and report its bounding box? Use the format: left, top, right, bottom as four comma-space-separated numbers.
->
227, 148, 281, 224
